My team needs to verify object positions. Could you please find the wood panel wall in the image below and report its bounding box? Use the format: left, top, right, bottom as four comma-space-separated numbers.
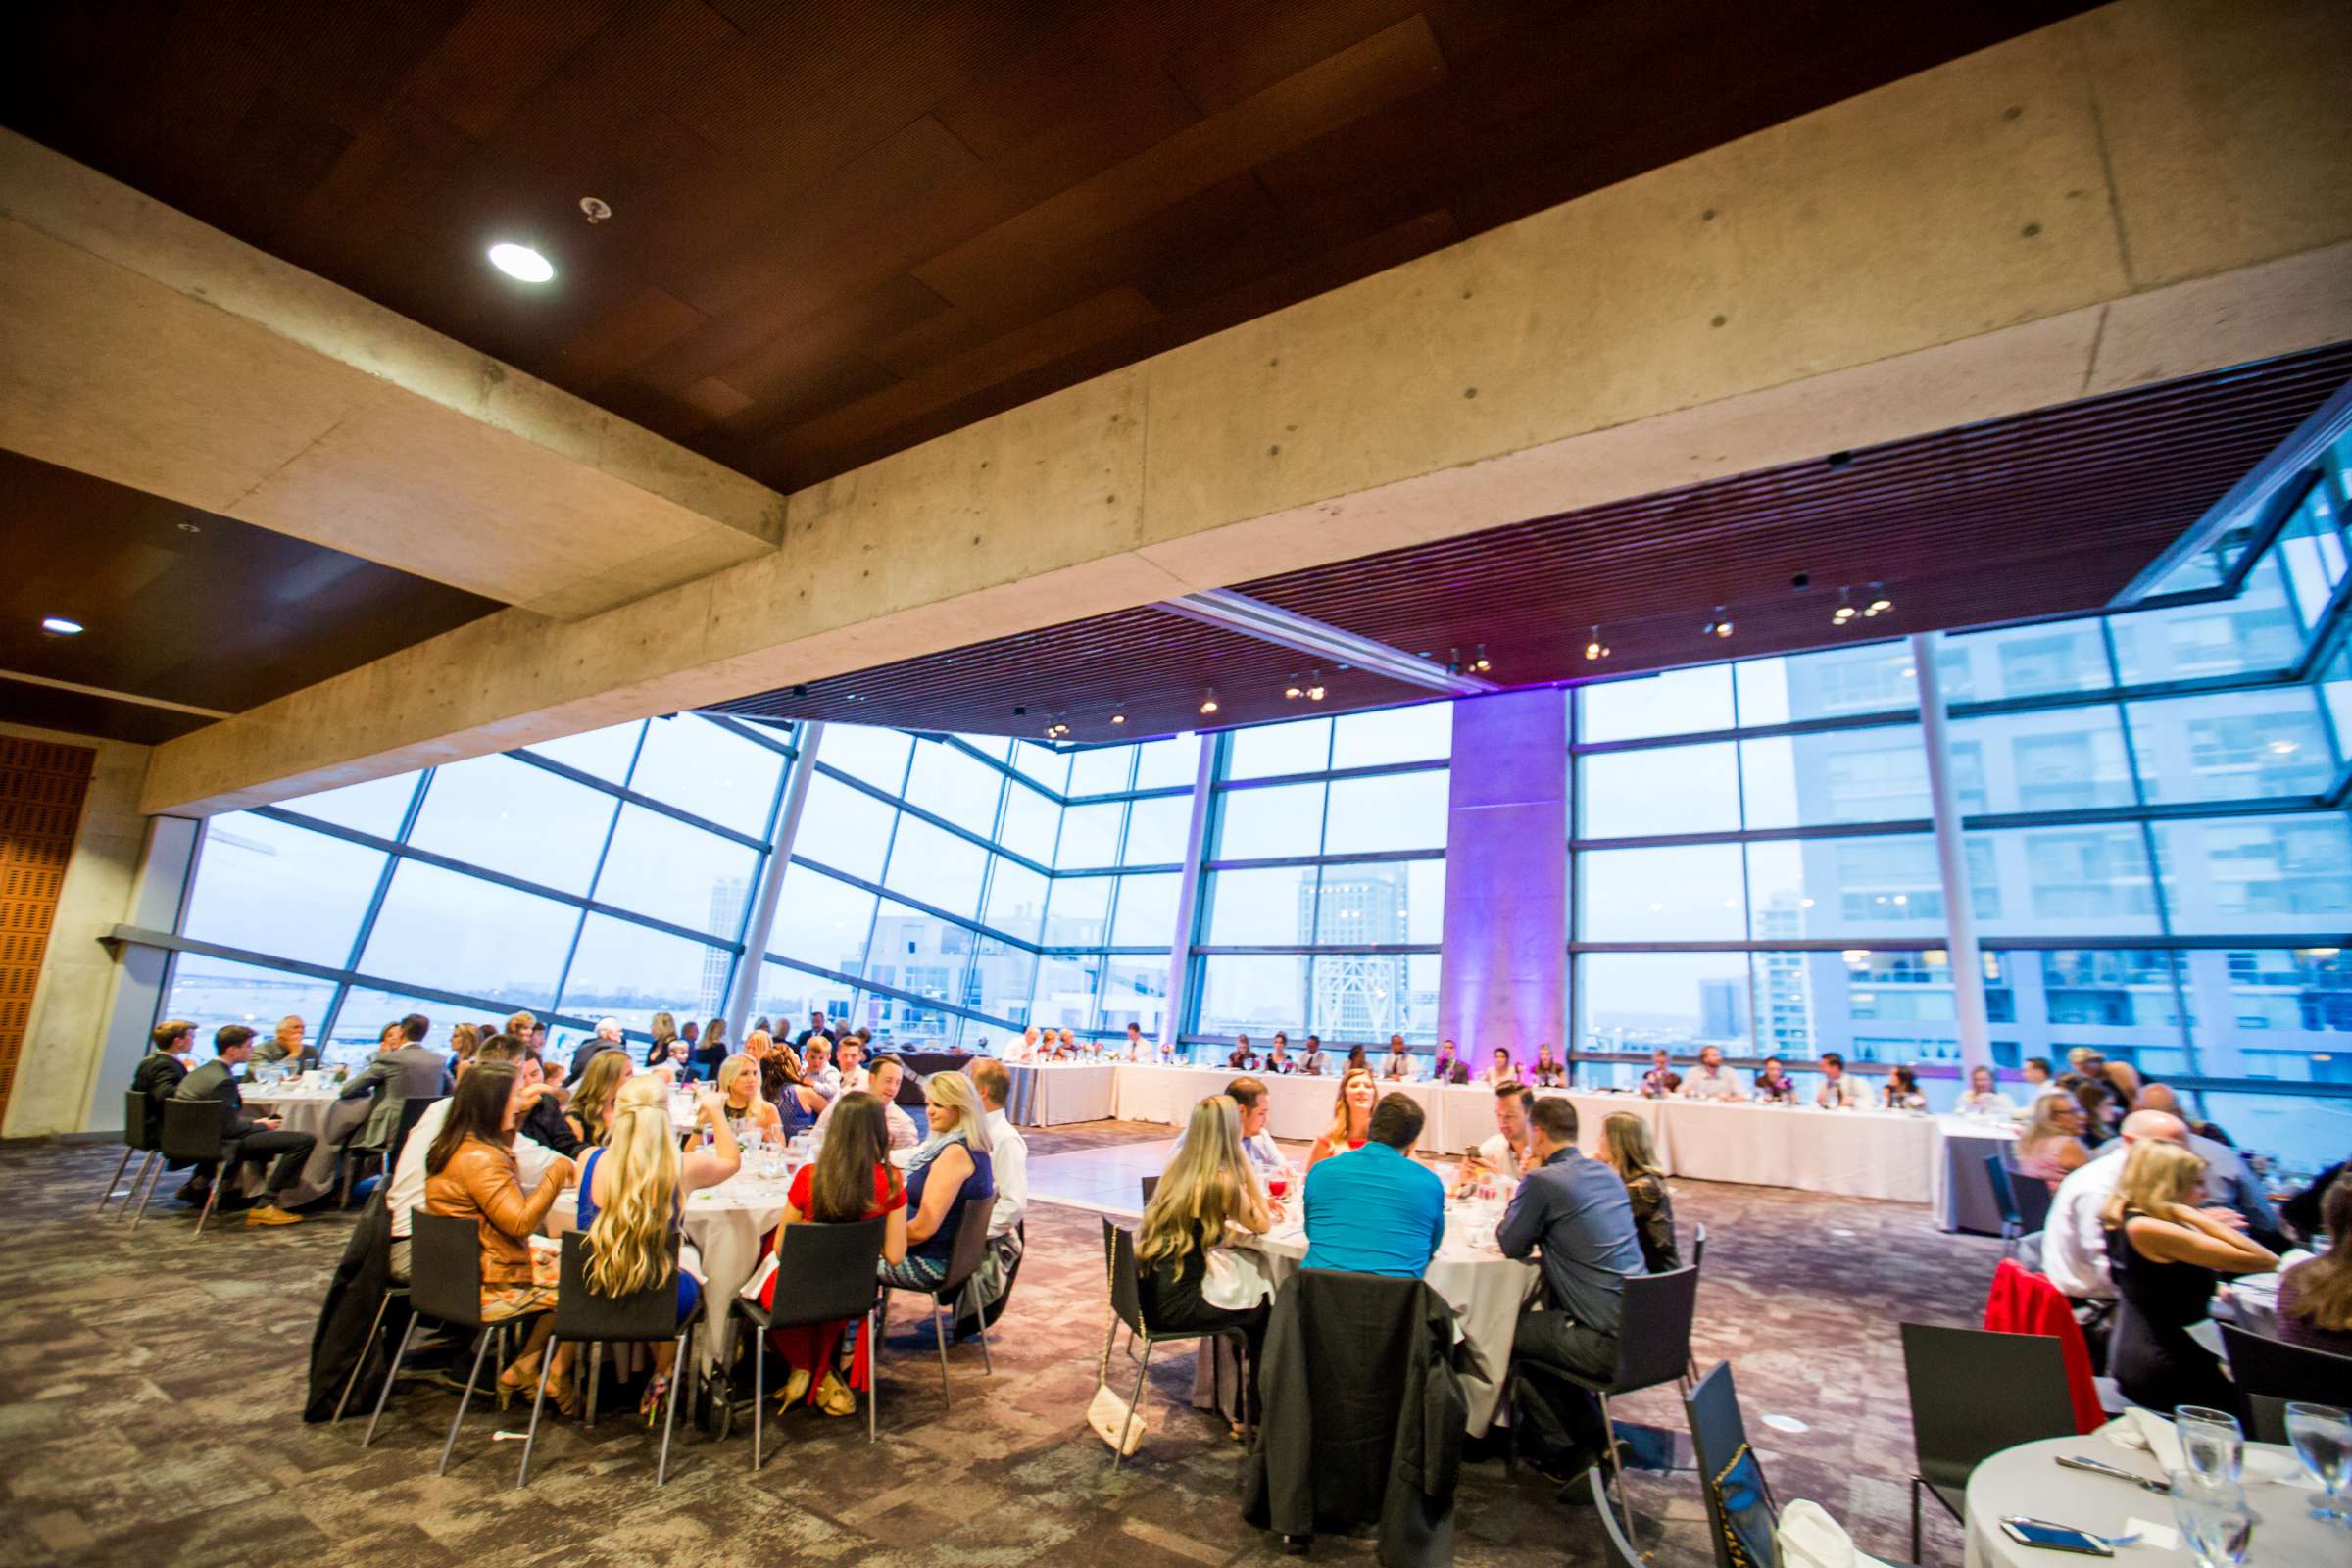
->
0, 736, 93, 1124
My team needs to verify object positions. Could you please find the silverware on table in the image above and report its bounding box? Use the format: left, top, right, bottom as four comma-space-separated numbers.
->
2056, 1453, 2171, 1494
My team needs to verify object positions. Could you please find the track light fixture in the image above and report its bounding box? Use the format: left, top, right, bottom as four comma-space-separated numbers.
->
1284, 675, 1303, 700
1306, 668, 1326, 702
1110, 711, 1126, 725
1471, 643, 1491, 673
1200, 689, 1219, 715
1863, 582, 1892, 617
1833, 587, 1857, 626
1702, 607, 1733, 639
1584, 624, 1610, 661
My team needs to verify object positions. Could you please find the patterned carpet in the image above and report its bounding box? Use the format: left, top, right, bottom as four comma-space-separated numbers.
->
0, 1124, 2005, 1567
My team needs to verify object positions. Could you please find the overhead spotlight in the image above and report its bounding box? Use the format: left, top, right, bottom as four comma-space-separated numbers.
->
1110, 711, 1127, 726
1306, 668, 1326, 702
40, 616, 83, 636
1200, 689, 1220, 715
487, 242, 556, 283
1702, 607, 1734, 639
1584, 624, 1610, 661
1832, 587, 1857, 626
1284, 675, 1303, 700
1863, 582, 1892, 617
1471, 643, 1492, 673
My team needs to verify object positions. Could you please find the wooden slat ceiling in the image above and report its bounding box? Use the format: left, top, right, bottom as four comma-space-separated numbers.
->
713, 344, 2352, 743
0, 0, 2093, 492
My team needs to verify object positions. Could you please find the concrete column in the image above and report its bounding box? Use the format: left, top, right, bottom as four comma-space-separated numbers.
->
725, 723, 824, 1041
72, 813, 200, 1136
1438, 690, 1568, 1061
1159, 736, 1221, 1050
1912, 631, 1994, 1078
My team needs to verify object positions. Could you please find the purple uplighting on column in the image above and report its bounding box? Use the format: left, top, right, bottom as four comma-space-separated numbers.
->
1437, 688, 1567, 1068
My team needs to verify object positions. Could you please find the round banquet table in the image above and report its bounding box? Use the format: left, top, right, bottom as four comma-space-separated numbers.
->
240, 1085, 371, 1206
1962, 1434, 2334, 1568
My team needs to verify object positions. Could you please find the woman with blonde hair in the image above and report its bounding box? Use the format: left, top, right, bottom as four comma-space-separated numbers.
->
643, 1009, 680, 1068
1597, 1113, 1680, 1272
715, 1054, 783, 1141
448, 1021, 480, 1076
691, 1015, 729, 1078
1305, 1068, 1380, 1168
878, 1069, 994, 1292
2013, 1094, 2091, 1190
2099, 1139, 2276, 1417
564, 1048, 630, 1148
761, 1092, 907, 1415
1138, 1096, 1276, 1424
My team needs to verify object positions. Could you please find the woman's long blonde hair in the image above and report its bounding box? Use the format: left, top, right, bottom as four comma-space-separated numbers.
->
1326, 1067, 1377, 1144
584, 1075, 680, 1298
2018, 1094, 2082, 1158
716, 1053, 762, 1107
1599, 1112, 1665, 1183
1139, 1096, 1263, 1268
566, 1049, 630, 1145
923, 1068, 992, 1157
2100, 1139, 2206, 1228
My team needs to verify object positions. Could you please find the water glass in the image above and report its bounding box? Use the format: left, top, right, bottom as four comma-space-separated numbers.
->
2177, 1405, 2245, 1486
2286, 1401, 2352, 1526
2167, 1471, 2254, 1568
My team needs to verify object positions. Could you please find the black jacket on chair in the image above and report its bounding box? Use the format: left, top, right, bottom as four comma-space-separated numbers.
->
304, 1188, 393, 1422
1243, 1269, 1467, 1568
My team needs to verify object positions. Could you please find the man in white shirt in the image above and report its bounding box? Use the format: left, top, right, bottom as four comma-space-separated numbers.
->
2043, 1109, 2192, 1300
1166, 1076, 1287, 1185
958, 1057, 1029, 1329
1010, 1025, 1042, 1062
1679, 1045, 1743, 1102
1814, 1052, 1868, 1109
386, 1039, 558, 1280
815, 1054, 916, 1149
1382, 1035, 1414, 1080
835, 1037, 870, 1095
1459, 1081, 1534, 1189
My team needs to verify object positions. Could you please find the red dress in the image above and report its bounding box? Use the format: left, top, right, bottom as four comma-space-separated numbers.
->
760, 1163, 906, 1396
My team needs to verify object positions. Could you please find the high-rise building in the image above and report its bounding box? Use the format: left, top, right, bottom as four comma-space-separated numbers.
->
700, 877, 748, 1018
1696, 977, 1748, 1041
1308, 866, 1410, 1040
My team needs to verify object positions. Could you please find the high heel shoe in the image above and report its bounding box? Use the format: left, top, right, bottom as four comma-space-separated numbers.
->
545, 1365, 579, 1419
776, 1367, 811, 1409
497, 1359, 539, 1411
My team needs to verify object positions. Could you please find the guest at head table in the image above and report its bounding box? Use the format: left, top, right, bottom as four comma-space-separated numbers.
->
1678, 1045, 1741, 1101
692, 1017, 729, 1079
1957, 1064, 2017, 1117
1598, 1113, 1679, 1272
252, 1013, 311, 1070
1055, 1028, 1078, 1059
716, 1054, 784, 1141
1381, 1036, 1414, 1080
1751, 1055, 1796, 1102
1010, 1025, 1041, 1063
1344, 1042, 1369, 1074
1140, 1096, 1278, 1425
1459, 1081, 1535, 1187
1301, 1094, 1445, 1278
1298, 1034, 1327, 1075
1498, 1096, 1646, 1486
172, 1025, 317, 1226
761, 1091, 908, 1415
878, 1070, 996, 1293
2278, 1176, 2352, 1357
1883, 1063, 1928, 1111
1123, 1021, 1148, 1060
1227, 1034, 1260, 1071
1306, 1068, 1381, 1169
133, 1020, 203, 1202
1429, 1039, 1470, 1084
1639, 1050, 1680, 1099
1263, 1032, 1293, 1074
1813, 1052, 1868, 1109
2099, 1139, 2276, 1419
817, 1055, 918, 1149
1530, 1043, 1567, 1089
562, 1047, 630, 1151
1478, 1046, 1517, 1088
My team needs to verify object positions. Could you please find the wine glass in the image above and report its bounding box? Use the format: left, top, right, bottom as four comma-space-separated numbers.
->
2177, 1405, 2244, 1486
2287, 1401, 2351, 1525
2168, 1471, 2253, 1568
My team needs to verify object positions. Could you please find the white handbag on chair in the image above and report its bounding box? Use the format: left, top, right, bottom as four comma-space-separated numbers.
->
1089, 1237, 1148, 1455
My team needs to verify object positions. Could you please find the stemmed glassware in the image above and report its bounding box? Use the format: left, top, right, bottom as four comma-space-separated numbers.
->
2176, 1406, 2245, 1486
2287, 1401, 2351, 1527
2168, 1471, 2254, 1568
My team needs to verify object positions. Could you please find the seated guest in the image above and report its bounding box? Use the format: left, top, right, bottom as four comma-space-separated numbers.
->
662, 1037, 699, 1081
835, 1037, 869, 1094
1301, 1094, 1445, 1278
2100, 1139, 2276, 1417
716, 1054, 784, 1141
418, 1063, 577, 1401
2282, 1159, 2346, 1246
1678, 1045, 1741, 1101
762, 1092, 908, 1414
2043, 1109, 2193, 1304
817, 1055, 918, 1149
566, 1016, 627, 1083
1122, 1021, 1149, 1060
2074, 1077, 2118, 1147
1345, 1043, 1370, 1073
1306, 1068, 1380, 1168
793, 1009, 837, 1057
391, 1037, 563, 1280
2133, 1083, 2232, 1152
1530, 1043, 1567, 1089
448, 1020, 477, 1078
1598, 1113, 1679, 1272
1814, 1052, 1867, 1109
512, 1047, 581, 1157
1957, 1064, 2016, 1116
967, 1058, 1030, 1312
173, 1025, 317, 1226
692, 1017, 729, 1080
878, 1071, 995, 1292
2278, 1176, 2352, 1356
2015, 1095, 2093, 1190
2130, 1086, 2281, 1244
2067, 1047, 2101, 1076
1294, 1035, 1325, 1074
1752, 1055, 1797, 1102
1227, 1034, 1260, 1071
1429, 1039, 1470, 1084
133, 1019, 202, 1202
767, 1040, 829, 1135
2021, 1055, 2065, 1102
1381, 1036, 1415, 1080
1883, 1063, 1928, 1110
1478, 1046, 1517, 1088
339, 1016, 454, 1150
253, 1013, 311, 1071
1459, 1081, 1535, 1186
562, 1048, 630, 1150
2100, 1059, 2144, 1116
1499, 1096, 1645, 1485
642, 1011, 680, 1068
1639, 1049, 1680, 1099
1168, 1076, 1286, 1184
1264, 1032, 1293, 1074
1055, 1027, 1079, 1059
1138, 1096, 1277, 1423
801, 1034, 842, 1096
1009, 1025, 1042, 1063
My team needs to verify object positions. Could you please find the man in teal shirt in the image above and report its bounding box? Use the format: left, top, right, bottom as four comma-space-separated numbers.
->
1301, 1094, 1446, 1276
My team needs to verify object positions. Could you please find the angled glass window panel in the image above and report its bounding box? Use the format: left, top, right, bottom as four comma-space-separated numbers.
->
562, 913, 729, 1033
1948, 707, 2135, 815
2153, 812, 2352, 933
1010, 740, 1070, 796
1109, 871, 1180, 948
1099, 955, 1173, 1037
902, 738, 1005, 836
1310, 861, 1416, 945
768, 863, 878, 978
1120, 793, 1192, 866
1194, 954, 1312, 1039
1736, 641, 1917, 726
879, 812, 987, 920
358, 861, 578, 1005
1067, 744, 1136, 796
2278, 479, 2347, 628
332, 986, 473, 1058
2013, 948, 2184, 1036
182, 811, 386, 967
1200, 865, 1317, 947
2323, 646, 2352, 755
1134, 733, 1202, 789
1744, 835, 1948, 940
277, 771, 419, 838
2127, 686, 2334, 804
1041, 872, 1112, 948
980, 856, 1050, 945
1332, 703, 1451, 768
1578, 666, 1736, 744
860, 901, 974, 1027
594, 805, 760, 938
2181, 947, 2352, 1076
1578, 844, 1745, 942
816, 725, 914, 794
2190, 1088, 2352, 1172
1227, 715, 1332, 780
1938, 620, 2114, 704
1836, 947, 1963, 1026
1965, 824, 2161, 938
1323, 769, 1448, 856
994, 781, 1060, 867
1055, 801, 1123, 869
1214, 781, 1326, 860
751, 961, 855, 1031
1581, 742, 1739, 839
2109, 556, 2301, 683
1740, 725, 1930, 829
795, 773, 898, 882
1309, 953, 1428, 1043
163, 955, 339, 1063
1029, 953, 1103, 1031
960, 937, 1037, 1032
1403, 859, 1446, 945
404, 753, 616, 896
1577, 951, 1752, 1056
627, 714, 784, 838
956, 733, 1012, 762
525, 720, 644, 784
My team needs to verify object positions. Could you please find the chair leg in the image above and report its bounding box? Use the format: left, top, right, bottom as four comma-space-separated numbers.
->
1600, 1391, 1636, 1544
585, 1342, 601, 1430
192, 1174, 221, 1238
96, 1145, 135, 1214
866, 1309, 879, 1445
127, 1155, 166, 1233
437, 1328, 492, 1476
932, 1302, 953, 1409
658, 1324, 689, 1487
516, 1340, 557, 1489
1910, 1477, 1923, 1563
363, 1310, 420, 1447
1115, 1340, 1153, 1471
965, 1280, 993, 1376
751, 1319, 766, 1472
1504, 1372, 1518, 1479
332, 1288, 396, 1424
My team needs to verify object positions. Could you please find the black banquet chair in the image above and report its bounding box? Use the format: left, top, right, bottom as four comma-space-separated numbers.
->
98, 1091, 162, 1220
877, 1198, 996, 1408
2220, 1321, 2352, 1409
1099, 1217, 1254, 1469
1983, 1154, 2025, 1258
1899, 1322, 2077, 1561
157, 1099, 235, 1236
732, 1215, 887, 1466
515, 1232, 695, 1488
362, 1211, 521, 1475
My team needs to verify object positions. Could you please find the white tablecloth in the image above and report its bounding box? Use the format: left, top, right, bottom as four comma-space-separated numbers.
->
550, 1167, 797, 1372
241, 1087, 370, 1206
1007, 1062, 1117, 1126
1963, 1434, 2331, 1568
1114, 1064, 1446, 1153
1932, 1117, 2023, 1233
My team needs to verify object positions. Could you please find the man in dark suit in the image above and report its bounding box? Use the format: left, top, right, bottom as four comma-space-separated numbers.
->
792, 1008, 838, 1057
131, 1019, 202, 1202
174, 1025, 316, 1226
337, 1016, 452, 1151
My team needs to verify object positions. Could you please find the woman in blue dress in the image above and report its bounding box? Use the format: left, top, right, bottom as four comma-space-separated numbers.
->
878, 1069, 994, 1292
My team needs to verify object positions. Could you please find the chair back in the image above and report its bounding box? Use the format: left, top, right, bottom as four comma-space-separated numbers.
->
1899, 1322, 2078, 1492
555, 1231, 684, 1342
1607, 1264, 1699, 1393
122, 1091, 157, 1152
1685, 1361, 1774, 1568
159, 1097, 227, 1164
409, 1211, 488, 1328
1983, 1153, 2022, 1231
1267, 1269, 1456, 1531
2244, 1392, 2289, 1446
2006, 1153, 2054, 1233
1103, 1219, 1147, 1336
388, 1096, 438, 1170
1690, 1220, 1707, 1272
1139, 1173, 1160, 1209
935, 1197, 995, 1297
764, 1218, 886, 1331
2220, 1321, 2352, 1408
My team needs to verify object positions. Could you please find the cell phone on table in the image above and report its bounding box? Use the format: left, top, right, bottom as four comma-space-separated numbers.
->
1998, 1517, 2113, 1556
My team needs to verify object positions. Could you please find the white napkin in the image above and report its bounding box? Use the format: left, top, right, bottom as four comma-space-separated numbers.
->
2099, 1407, 2185, 1473
2123, 1517, 2180, 1551
1777, 1500, 1898, 1568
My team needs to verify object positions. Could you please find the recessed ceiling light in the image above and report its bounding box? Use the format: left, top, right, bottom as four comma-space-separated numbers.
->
41, 616, 83, 635
487, 242, 556, 283
176, 520, 202, 534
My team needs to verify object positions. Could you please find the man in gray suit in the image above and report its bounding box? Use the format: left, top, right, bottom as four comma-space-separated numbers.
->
338, 1015, 451, 1150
